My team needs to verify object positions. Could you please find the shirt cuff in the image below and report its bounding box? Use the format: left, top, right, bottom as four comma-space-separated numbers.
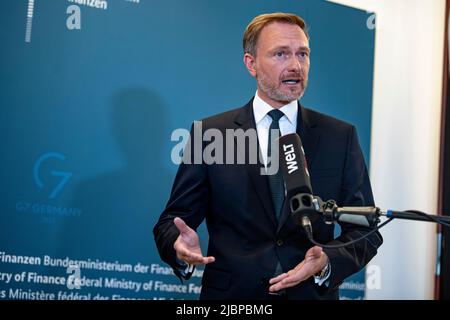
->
314, 262, 331, 287
176, 258, 195, 277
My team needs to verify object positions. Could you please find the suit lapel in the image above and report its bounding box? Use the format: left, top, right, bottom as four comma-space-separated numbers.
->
276, 102, 321, 233
297, 103, 321, 169
234, 99, 278, 228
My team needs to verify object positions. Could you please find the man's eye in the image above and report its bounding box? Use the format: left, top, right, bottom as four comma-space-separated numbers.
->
276, 51, 285, 57
299, 52, 309, 58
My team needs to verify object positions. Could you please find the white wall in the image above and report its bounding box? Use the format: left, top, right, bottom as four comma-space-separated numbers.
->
327, 0, 446, 299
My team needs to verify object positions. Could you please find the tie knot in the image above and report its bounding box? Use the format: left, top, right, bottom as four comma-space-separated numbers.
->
268, 109, 284, 122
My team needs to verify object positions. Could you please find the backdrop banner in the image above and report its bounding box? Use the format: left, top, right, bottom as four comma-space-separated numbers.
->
0, 0, 375, 300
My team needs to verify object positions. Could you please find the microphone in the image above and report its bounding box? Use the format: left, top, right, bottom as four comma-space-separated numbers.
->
278, 133, 318, 238
322, 202, 380, 227
278, 133, 312, 197
278, 133, 381, 228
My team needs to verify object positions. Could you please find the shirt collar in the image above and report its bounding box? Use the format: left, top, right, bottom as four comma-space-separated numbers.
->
253, 91, 298, 125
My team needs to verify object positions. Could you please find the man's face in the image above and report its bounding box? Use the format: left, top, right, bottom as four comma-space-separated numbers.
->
244, 22, 310, 108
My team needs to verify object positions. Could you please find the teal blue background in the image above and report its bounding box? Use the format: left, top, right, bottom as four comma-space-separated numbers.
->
0, 0, 374, 299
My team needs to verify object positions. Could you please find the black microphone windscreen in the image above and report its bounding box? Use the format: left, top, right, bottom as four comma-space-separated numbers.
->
278, 133, 313, 198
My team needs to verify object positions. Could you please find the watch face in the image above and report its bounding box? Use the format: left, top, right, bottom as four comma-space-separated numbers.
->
316, 262, 330, 278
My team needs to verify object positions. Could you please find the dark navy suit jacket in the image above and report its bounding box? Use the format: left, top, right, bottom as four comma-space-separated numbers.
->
153, 99, 383, 300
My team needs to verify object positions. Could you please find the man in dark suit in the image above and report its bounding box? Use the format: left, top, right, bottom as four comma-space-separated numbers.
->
153, 12, 383, 300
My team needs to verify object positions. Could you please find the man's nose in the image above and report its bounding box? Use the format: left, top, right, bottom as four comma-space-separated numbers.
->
287, 55, 301, 72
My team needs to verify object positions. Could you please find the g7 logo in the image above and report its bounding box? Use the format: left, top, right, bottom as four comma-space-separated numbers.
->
33, 152, 72, 199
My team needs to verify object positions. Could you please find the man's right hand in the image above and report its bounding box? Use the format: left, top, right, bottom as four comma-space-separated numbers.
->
173, 217, 215, 265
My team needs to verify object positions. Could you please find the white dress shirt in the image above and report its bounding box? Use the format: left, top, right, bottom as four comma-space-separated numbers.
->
252, 91, 298, 166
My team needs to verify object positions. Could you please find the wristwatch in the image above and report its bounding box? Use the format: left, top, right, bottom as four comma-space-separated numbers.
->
315, 261, 330, 279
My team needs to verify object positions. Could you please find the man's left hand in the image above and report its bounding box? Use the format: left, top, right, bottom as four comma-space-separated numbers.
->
268, 246, 329, 293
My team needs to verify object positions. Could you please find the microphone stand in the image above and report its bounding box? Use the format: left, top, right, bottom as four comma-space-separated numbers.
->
289, 192, 450, 227
289, 193, 450, 248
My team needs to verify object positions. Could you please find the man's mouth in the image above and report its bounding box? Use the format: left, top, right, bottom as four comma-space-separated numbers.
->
281, 79, 301, 85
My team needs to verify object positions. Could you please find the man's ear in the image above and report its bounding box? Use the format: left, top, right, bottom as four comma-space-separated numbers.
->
243, 53, 257, 77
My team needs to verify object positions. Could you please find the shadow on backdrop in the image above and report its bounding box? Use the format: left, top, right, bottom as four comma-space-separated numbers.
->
57, 89, 172, 263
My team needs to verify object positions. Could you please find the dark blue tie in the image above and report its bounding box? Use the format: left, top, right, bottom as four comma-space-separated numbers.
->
267, 109, 285, 220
